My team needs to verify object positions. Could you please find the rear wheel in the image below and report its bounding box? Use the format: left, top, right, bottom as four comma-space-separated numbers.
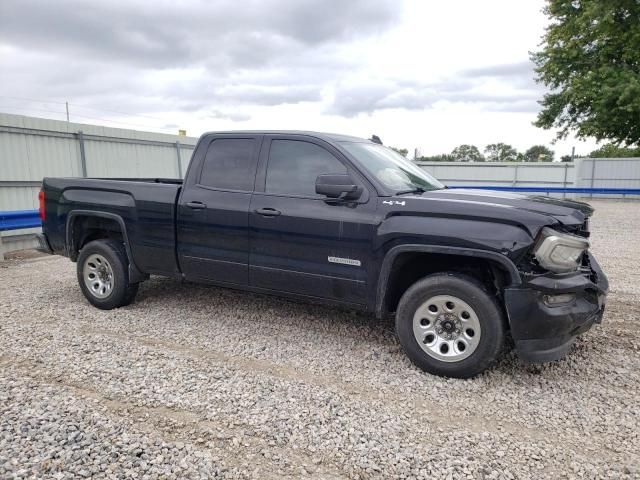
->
396, 273, 504, 378
77, 239, 139, 310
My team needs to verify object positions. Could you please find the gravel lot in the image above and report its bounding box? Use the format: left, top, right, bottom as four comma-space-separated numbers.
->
1, 199, 639, 479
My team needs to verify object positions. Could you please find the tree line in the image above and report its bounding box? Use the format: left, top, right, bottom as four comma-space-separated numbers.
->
390, 142, 640, 163
391, 144, 555, 162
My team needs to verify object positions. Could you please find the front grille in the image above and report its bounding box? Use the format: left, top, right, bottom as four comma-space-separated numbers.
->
580, 253, 598, 284
563, 218, 590, 238
581, 218, 590, 237
571, 218, 590, 238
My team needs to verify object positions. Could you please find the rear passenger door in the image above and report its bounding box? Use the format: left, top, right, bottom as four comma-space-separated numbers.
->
177, 134, 261, 285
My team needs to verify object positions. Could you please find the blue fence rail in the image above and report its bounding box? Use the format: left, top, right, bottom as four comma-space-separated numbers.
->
0, 210, 41, 231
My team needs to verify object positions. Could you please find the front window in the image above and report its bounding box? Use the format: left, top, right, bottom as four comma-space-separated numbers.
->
266, 140, 347, 197
341, 142, 444, 193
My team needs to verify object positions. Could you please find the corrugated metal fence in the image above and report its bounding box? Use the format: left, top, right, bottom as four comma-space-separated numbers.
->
417, 161, 576, 189
0, 113, 198, 256
418, 158, 640, 199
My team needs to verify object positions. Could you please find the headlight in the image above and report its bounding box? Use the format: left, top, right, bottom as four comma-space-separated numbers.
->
533, 227, 589, 273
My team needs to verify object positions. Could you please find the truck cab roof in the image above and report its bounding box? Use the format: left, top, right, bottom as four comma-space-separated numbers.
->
200, 130, 370, 144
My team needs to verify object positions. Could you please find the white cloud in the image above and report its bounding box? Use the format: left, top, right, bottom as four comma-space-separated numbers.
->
0, 0, 600, 157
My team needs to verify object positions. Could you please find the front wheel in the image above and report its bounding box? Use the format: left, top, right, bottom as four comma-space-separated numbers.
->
77, 239, 139, 310
396, 273, 505, 378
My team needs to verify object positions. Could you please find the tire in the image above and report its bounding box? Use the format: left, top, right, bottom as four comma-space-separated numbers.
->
396, 272, 504, 379
76, 239, 139, 310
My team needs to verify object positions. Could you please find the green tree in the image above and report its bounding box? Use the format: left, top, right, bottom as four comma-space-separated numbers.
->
390, 147, 409, 157
589, 143, 640, 158
531, 0, 640, 146
524, 145, 555, 162
484, 143, 518, 162
451, 144, 485, 162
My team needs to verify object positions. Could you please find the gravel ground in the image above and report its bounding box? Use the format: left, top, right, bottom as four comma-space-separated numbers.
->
1, 199, 639, 479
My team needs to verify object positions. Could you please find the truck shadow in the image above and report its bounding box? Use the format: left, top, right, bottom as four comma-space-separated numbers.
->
131, 276, 593, 380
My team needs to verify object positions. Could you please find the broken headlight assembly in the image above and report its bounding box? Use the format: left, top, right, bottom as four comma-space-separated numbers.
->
533, 227, 590, 273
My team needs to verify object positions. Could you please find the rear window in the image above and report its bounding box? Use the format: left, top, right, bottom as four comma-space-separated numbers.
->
199, 138, 257, 191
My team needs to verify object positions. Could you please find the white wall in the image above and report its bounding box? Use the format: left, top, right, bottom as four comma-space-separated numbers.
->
418, 159, 640, 199
0, 112, 198, 211
418, 161, 575, 187
0, 113, 198, 256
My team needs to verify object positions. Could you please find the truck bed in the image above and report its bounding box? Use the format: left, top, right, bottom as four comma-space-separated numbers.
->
42, 177, 183, 276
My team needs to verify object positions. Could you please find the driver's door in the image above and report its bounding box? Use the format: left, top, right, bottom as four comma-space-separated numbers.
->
248, 136, 376, 305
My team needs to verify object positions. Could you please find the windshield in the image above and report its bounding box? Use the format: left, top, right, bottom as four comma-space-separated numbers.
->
341, 142, 444, 193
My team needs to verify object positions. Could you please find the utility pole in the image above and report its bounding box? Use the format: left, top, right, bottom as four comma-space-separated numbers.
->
571, 146, 575, 162
65, 102, 69, 122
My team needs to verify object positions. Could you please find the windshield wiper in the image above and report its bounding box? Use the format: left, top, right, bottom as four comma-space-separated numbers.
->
395, 186, 426, 196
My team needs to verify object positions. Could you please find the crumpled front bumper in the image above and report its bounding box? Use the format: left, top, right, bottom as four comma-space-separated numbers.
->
504, 252, 609, 363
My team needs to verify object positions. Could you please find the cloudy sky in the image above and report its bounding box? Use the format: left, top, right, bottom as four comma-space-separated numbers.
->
0, 0, 600, 157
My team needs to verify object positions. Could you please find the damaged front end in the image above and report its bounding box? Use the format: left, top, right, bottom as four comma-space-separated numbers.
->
504, 218, 609, 363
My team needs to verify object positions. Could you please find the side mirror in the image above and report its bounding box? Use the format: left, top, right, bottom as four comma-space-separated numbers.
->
315, 174, 362, 200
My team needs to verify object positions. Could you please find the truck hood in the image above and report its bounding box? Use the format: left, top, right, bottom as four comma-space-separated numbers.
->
433, 188, 592, 218
384, 188, 591, 233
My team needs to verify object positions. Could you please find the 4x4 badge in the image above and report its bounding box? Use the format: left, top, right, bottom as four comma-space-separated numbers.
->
383, 200, 406, 206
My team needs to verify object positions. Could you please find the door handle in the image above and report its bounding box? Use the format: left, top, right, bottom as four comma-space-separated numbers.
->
255, 207, 281, 217
186, 201, 207, 209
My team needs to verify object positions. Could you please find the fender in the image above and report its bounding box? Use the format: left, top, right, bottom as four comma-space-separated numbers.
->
375, 244, 522, 318
65, 210, 148, 283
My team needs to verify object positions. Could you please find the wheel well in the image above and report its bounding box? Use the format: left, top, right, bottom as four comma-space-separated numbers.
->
382, 252, 509, 314
69, 216, 124, 260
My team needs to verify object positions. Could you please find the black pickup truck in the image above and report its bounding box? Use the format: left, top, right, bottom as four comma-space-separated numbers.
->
37, 131, 608, 378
